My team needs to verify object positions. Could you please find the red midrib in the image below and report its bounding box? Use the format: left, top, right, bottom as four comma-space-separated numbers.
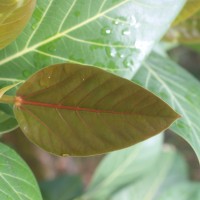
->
20, 99, 132, 115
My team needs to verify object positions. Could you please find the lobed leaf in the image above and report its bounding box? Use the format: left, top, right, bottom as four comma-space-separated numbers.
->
0, 0, 36, 49
14, 63, 179, 156
0, 143, 42, 200
133, 52, 200, 161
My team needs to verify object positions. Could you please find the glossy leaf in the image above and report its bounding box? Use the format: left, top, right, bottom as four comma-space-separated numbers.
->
165, 10, 200, 43
0, 0, 36, 49
40, 175, 84, 200
0, 143, 42, 200
133, 52, 200, 161
0, 0, 186, 133
14, 63, 179, 156
110, 147, 189, 200
173, 0, 200, 26
82, 135, 163, 200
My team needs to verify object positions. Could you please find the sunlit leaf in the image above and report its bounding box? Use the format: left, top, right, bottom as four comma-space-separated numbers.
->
13, 63, 179, 156
0, 0, 36, 49
110, 147, 189, 200
0, 143, 42, 200
173, 0, 200, 26
82, 135, 163, 200
133, 52, 200, 161
0, 0, 185, 133
165, 10, 200, 43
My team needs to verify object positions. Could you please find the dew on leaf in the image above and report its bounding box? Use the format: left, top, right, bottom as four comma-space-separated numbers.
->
122, 29, 131, 36
101, 27, 112, 35
23, 70, 31, 78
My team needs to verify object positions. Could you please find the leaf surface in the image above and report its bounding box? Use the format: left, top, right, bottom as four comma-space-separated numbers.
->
110, 147, 189, 200
0, 143, 42, 200
0, 0, 36, 49
83, 135, 163, 200
14, 63, 179, 156
0, 0, 185, 133
133, 52, 200, 161
40, 175, 84, 200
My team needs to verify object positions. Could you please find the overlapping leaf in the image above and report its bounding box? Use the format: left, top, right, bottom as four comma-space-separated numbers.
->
0, 0, 36, 49
132, 52, 200, 161
0, 0, 185, 133
0, 143, 42, 200
14, 63, 179, 156
82, 135, 163, 200
110, 147, 189, 200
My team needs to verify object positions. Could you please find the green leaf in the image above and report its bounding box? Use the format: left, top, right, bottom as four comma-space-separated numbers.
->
0, 110, 18, 135
13, 63, 179, 156
0, 81, 23, 98
81, 135, 163, 200
110, 147, 189, 200
159, 182, 200, 200
133, 52, 200, 161
0, 0, 185, 133
0, 0, 36, 49
40, 175, 84, 200
165, 10, 200, 43
172, 0, 200, 26
0, 143, 42, 200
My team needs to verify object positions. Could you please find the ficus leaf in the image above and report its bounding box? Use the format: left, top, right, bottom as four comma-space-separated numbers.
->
13, 63, 180, 156
172, 0, 200, 26
0, 0, 36, 49
165, 10, 200, 43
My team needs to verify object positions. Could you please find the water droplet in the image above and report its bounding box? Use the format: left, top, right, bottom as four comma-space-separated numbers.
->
123, 57, 134, 68
101, 27, 112, 35
122, 29, 131, 36
48, 76, 51, 79
23, 70, 31, 78
110, 48, 117, 57
31, 23, 37, 30
120, 54, 125, 58
129, 15, 137, 26
114, 19, 119, 25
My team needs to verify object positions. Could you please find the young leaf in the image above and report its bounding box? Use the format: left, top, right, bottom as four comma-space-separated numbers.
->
0, 0, 36, 49
13, 63, 179, 156
0, 143, 42, 200
133, 52, 200, 162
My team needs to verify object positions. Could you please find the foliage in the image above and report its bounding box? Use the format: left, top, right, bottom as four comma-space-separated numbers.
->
0, 0, 199, 199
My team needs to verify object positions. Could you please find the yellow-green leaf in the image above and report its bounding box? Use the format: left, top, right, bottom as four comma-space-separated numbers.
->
173, 0, 200, 26
14, 63, 179, 156
0, 0, 36, 49
165, 10, 200, 43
